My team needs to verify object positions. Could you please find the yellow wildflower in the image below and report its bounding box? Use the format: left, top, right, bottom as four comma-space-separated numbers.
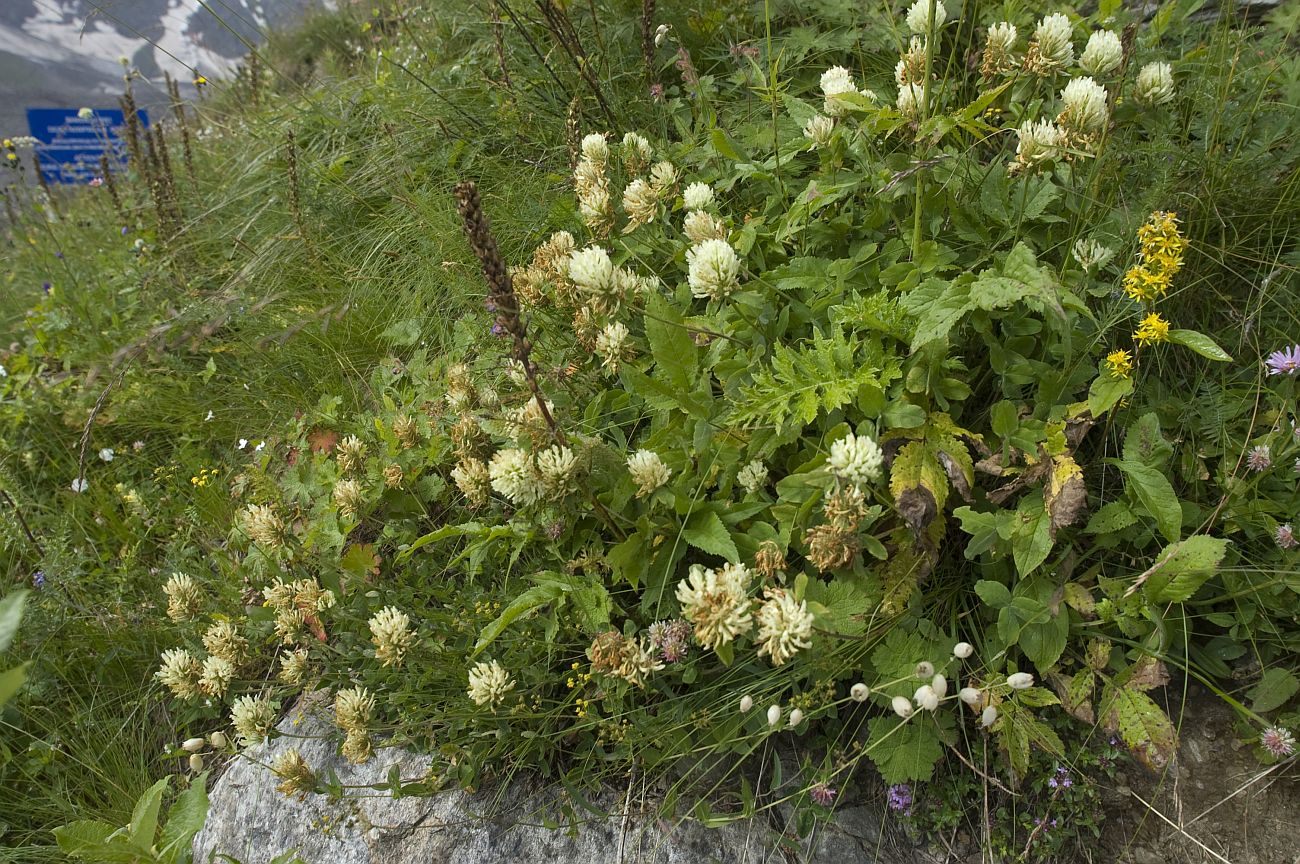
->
1105, 349, 1134, 378
1122, 266, 1170, 303
1133, 313, 1171, 346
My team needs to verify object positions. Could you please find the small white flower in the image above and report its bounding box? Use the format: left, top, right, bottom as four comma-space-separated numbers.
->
1009, 119, 1064, 174
686, 238, 741, 301
788, 708, 804, 728
1030, 13, 1074, 72
676, 562, 753, 651
755, 588, 814, 666
803, 114, 835, 148
767, 704, 782, 726
820, 66, 860, 117
238, 438, 249, 449
1007, 672, 1035, 690
914, 684, 940, 711
1079, 30, 1122, 76
254, 441, 266, 452
627, 449, 672, 497
595, 321, 631, 375
953, 641, 974, 659
896, 82, 925, 119
981, 705, 998, 727
0, 364, 7, 377
958, 687, 983, 705
740, 695, 754, 713
649, 161, 678, 195
488, 448, 545, 507
580, 133, 609, 164
931, 674, 948, 699
71, 477, 89, 493
828, 430, 884, 486
98, 448, 114, 462
1135, 61, 1175, 106
654, 23, 670, 46
204, 410, 214, 421
983, 22, 1018, 73
1057, 76, 1109, 138
467, 659, 515, 708
536, 445, 579, 497
622, 178, 659, 229
737, 460, 768, 495
850, 682, 870, 702
683, 182, 714, 211
1072, 238, 1116, 271
892, 695, 914, 719
621, 132, 652, 173
906, 0, 947, 35
914, 661, 935, 678
78, 107, 94, 120
683, 209, 727, 244
568, 246, 616, 294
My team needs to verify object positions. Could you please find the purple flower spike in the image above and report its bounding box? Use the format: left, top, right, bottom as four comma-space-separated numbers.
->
886, 783, 913, 812
1265, 345, 1300, 375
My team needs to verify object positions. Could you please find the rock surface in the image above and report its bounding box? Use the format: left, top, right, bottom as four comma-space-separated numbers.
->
193, 696, 912, 864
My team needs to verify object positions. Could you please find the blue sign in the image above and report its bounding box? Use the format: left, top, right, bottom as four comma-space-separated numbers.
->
25, 108, 150, 184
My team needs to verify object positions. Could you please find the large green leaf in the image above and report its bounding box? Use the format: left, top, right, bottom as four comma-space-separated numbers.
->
473, 581, 567, 657
644, 291, 698, 392
1169, 329, 1231, 362
1142, 535, 1230, 602
0, 589, 27, 653
52, 820, 138, 863
128, 777, 170, 850
1118, 460, 1182, 542
681, 511, 740, 562
1246, 668, 1299, 714
159, 772, 211, 862
865, 716, 946, 783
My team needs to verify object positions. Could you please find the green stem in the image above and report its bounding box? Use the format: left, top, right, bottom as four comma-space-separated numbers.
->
911, 1, 937, 259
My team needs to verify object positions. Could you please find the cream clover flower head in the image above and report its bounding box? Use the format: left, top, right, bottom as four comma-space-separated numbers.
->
1057, 76, 1109, 139
1135, 62, 1175, 106
1079, 30, 1122, 76
683, 181, 714, 211
242, 504, 284, 550
333, 478, 365, 519
755, 588, 814, 665
828, 430, 884, 486
1072, 238, 1116, 271
536, 445, 579, 497
627, 448, 672, 497
649, 161, 678, 196
230, 695, 277, 746
686, 238, 741, 300
467, 659, 515, 708
568, 245, 616, 294
334, 686, 375, 734
595, 321, 632, 375
803, 114, 834, 148
369, 606, 416, 668
199, 655, 234, 698
621, 131, 652, 174
820, 66, 861, 117
488, 447, 545, 507
896, 82, 925, 119
737, 459, 769, 495
675, 562, 754, 652
1026, 13, 1074, 74
278, 647, 311, 684
580, 132, 609, 164
981, 22, 1018, 75
452, 457, 492, 507
683, 209, 727, 244
905, 0, 947, 36
156, 648, 203, 700
1009, 119, 1064, 175
203, 620, 249, 666
622, 178, 659, 231
163, 572, 203, 622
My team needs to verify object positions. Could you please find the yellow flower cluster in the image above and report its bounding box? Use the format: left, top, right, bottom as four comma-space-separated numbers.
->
1104, 348, 1134, 378
190, 466, 218, 487
1122, 211, 1186, 303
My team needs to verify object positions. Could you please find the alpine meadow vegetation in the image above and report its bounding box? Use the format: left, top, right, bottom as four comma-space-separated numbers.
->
1, 0, 1299, 861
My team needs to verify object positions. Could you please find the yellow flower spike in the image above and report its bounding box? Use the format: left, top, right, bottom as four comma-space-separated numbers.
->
1134, 312, 1171, 346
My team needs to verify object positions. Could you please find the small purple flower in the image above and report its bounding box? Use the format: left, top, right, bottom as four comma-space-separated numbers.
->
1277, 524, 1298, 551
31, 570, 45, 589
886, 783, 913, 812
1265, 345, 1300, 375
121, 226, 130, 236
42, 282, 50, 293
1246, 445, 1271, 472
1261, 726, 1295, 758
810, 783, 837, 806
1047, 777, 1058, 789
491, 322, 506, 336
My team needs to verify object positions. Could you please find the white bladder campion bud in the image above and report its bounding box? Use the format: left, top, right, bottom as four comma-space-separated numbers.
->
1007, 672, 1035, 690
952, 641, 974, 659
181, 737, 206, 752
188, 754, 204, 772
892, 695, 914, 719
930, 674, 948, 699
767, 705, 782, 727
740, 695, 754, 713
981, 705, 999, 727
914, 661, 934, 679
208, 731, 228, 749
850, 682, 870, 702
958, 687, 983, 705
914, 685, 940, 712
788, 708, 804, 728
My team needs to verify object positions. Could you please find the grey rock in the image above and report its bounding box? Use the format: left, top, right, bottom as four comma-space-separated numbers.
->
194, 697, 913, 864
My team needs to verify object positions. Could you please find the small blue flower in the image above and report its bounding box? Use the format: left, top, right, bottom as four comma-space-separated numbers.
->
32, 570, 45, 589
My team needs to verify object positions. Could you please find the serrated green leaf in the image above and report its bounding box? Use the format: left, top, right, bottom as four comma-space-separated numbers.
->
159, 772, 210, 859
1102, 685, 1177, 770
1118, 460, 1182, 542
1143, 535, 1229, 602
645, 291, 697, 392
865, 716, 946, 783
902, 277, 972, 350
682, 511, 740, 562
53, 820, 138, 862
1246, 668, 1299, 714
1085, 500, 1136, 534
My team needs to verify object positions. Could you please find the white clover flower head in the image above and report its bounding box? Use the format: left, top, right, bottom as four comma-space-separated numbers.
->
580, 132, 609, 164
369, 606, 415, 668
595, 321, 631, 376
683, 182, 714, 211
686, 238, 741, 301
163, 572, 203, 622
621, 131, 652, 173
1135, 61, 1175, 106
1058, 76, 1109, 138
755, 588, 814, 666
788, 708, 804, 728
803, 114, 835, 148
850, 682, 870, 702
332, 478, 365, 519
156, 648, 202, 699
1030, 13, 1074, 72
675, 562, 753, 651
627, 449, 672, 497
1079, 30, 1123, 76
1072, 238, 1116, 271
230, 695, 276, 746
820, 65, 858, 117
767, 704, 782, 726
649, 160, 678, 195
334, 686, 375, 734
906, 0, 947, 36
892, 695, 914, 719
985, 21, 1018, 65
896, 82, 925, 119
914, 684, 940, 711
452, 457, 492, 507
1007, 671, 1035, 689
953, 641, 974, 659
828, 430, 884, 486
622, 178, 659, 230
488, 448, 544, 507
740, 694, 754, 713
467, 659, 515, 708
959, 687, 983, 705
737, 459, 769, 495
1010, 119, 1064, 175
568, 245, 616, 295
98, 447, 114, 462
981, 705, 998, 727
931, 673, 948, 699
683, 209, 727, 244
536, 445, 579, 497
578, 183, 612, 234
199, 655, 234, 698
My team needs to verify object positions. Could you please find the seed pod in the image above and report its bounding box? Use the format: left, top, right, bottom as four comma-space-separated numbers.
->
953, 642, 974, 659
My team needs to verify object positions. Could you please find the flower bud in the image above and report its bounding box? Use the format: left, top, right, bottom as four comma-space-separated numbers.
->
767, 705, 782, 727
958, 687, 983, 705
188, 753, 204, 772
892, 695, 914, 719
931, 674, 948, 699
981, 705, 998, 727
788, 708, 804, 728
740, 695, 754, 713
914, 685, 940, 712
952, 642, 974, 659
181, 737, 206, 753
850, 682, 870, 702
1007, 672, 1035, 690
914, 661, 934, 679
208, 731, 228, 749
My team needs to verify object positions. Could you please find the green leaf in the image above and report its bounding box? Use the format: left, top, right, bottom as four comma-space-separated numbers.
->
644, 292, 698, 392
0, 662, 28, 706
865, 716, 946, 783
902, 277, 971, 349
1246, 668, 1299, 714
0, 590, 27, 653
1103, 685, 1177, 770
54, 820, 141, 862
711, 127, 748, 162
974, 580, 1012, 608
1087, 373, 1133, 418
805, 578, 870, 636
473, 582, 567, 657
1168, 329, 1231, 362
1010, 492, 1053, 576
682, 511, 740, 562
128, 777, 170, 849
1143, 536, 1230, 603
1118, 460, 1182, 542
1085, 500, 1137, 534
159, 772, 211, 861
